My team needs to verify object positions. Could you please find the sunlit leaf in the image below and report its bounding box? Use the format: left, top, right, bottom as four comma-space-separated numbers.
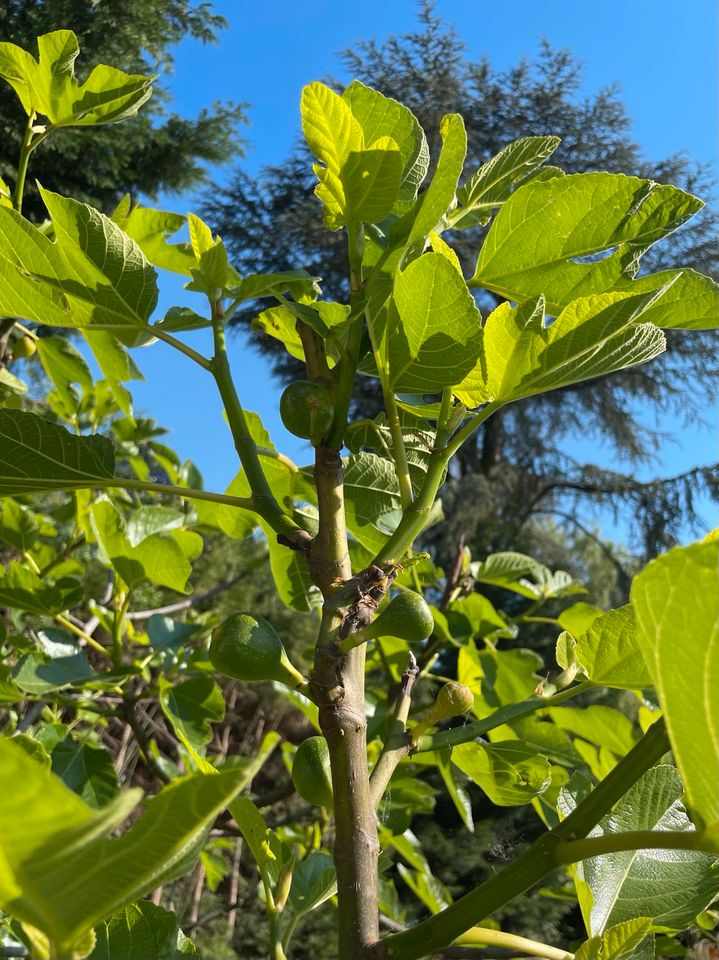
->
0, 739, 252, 955
0, 188, 157, 342
455, 135, 561, 228
631, 540, 719, 831
0, 409, 115, 496
0, 30, 153, 127
471, 173, 703, 312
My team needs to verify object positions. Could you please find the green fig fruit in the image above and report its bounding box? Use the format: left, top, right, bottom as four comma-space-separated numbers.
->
279, 380, 334, 444
362, 591, 434, 643
431, 681, 475, 719
210, 613, 306, 688
410, 681, 474, 740
291, 735, 333, 808
11, 334, 36, 359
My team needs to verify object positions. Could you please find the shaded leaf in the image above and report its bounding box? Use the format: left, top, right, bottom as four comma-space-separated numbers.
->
50, 736, 119, 808
343, 452, 402, 554
160, 676, 225, 749
397, 863, 452, 914
0, 564, 79, 616
288, 851, 336, 916
90, 901, 196, 959
229, 268, 321, 305
436, 749, 474, 831
264, 523, 321, 612
12, 629, 94, 693
0, 498, 39, 551
147, 616, 201, 651
36, 336, 93, 414
571, 766, 719, 933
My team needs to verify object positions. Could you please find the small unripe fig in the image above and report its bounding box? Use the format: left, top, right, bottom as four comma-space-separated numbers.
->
11, 334, 36, 359
291, 735, 333, 808
411, 681, 474, 740
280, 380, 334, 444
209, 613, 305, 688
362, 591, 434, 643
431, 681, 475, 719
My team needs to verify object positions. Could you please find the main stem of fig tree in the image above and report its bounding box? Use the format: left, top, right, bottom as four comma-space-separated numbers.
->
310, 446, 380, 959
309, 220, 379, 957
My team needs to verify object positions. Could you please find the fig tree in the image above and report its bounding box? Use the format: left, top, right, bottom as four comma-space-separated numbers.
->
209, 613, 306, 688
279, 380, 334, 444
291, 735, 333, 808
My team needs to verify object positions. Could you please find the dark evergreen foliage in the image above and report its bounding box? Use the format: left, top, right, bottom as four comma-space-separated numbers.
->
0, 0, 247, 220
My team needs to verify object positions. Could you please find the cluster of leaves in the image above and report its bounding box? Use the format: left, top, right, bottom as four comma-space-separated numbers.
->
0, 28, 718, 960
206, 4, 719, 565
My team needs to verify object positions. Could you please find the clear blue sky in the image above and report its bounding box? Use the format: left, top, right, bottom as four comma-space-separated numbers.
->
126, 0, 718, 539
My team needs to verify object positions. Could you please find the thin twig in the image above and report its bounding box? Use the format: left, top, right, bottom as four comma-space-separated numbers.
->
189, 862, 206, 925
186, 899, 243, 932
14, 701, 45, 733
126, 573, 245, 620
369, 652, 420, 809
439, 535, 466, 612
121, 697, 171, 785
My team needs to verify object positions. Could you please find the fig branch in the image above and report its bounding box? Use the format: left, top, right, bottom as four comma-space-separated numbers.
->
209, 312, 307, 545
373, 402, 498, 566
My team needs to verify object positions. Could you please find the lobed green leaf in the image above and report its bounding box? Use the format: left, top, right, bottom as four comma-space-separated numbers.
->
455, 135, 561, 228
0, 30, 153, 128
455, 289, 668, 408
343, 80, 429, 203
0, 188, 158, 342
90, 901, 196, 959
